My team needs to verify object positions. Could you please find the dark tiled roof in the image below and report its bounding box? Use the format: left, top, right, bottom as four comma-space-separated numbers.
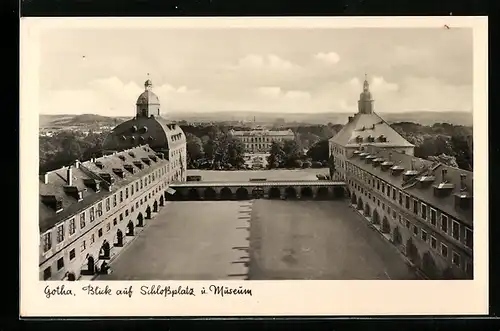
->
329, 112, 414, 148
348, 146, 473, 226
103, 116, 185, 154
39, 145, 169, 233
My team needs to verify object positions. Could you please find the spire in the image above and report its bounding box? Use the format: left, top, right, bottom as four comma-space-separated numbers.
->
144, 73, 152, 91
363, 73, 370, 92
358, 73, 374, 114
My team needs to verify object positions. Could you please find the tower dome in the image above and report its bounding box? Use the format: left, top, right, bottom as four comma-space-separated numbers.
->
136, 78, 160, 117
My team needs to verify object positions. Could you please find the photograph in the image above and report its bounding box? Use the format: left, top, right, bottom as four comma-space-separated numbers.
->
20, 17, 488, 317
37, 24, 474, 282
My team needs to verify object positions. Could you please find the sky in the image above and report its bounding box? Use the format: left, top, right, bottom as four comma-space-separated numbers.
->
39, 27, 473, 116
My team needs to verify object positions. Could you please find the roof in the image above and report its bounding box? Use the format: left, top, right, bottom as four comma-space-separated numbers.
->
230, 129, 294, 136
102, 115, 185, 153
39, 145, 169, 233
329, 112, 414, 148
136, 90, 160, 105
348, 146, 473, 227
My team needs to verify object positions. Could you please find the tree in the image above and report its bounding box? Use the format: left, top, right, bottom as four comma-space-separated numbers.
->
268, 141, 285, 168
450, 134, 473, 171
328, 154, 336, 179
185, 133, 204, 167
427, 154, 459, 168
282, 140, 303, 167
306, 139, 329, 162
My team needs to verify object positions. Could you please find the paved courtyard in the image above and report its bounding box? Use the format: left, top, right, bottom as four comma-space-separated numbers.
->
99, 198, 417, 280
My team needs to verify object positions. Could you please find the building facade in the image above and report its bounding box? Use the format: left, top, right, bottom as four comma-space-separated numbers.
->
229, 127, 295, 153
39, 78, 187, 281
329, 76, 473, 280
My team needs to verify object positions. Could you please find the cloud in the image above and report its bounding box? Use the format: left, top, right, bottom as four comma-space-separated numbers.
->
313, 52, 341, 65
235, 54, 299, 71
285, 90, 311, 100
256, 86, 282, 97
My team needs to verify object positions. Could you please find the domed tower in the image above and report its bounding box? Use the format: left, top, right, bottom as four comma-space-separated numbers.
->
136, 79, 161, 118
358, 74, 374, 114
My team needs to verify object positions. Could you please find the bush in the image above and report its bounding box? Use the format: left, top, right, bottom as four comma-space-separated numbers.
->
302, 160, 312, 168
293, 159, 303, 168
311, 161, 323, 168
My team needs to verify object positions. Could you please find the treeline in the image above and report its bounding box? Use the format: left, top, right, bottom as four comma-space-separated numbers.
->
39, 130, 109, 173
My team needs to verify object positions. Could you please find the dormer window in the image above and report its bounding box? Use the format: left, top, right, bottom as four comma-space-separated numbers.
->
142, 126, 148, 133
41, 195, 63, 213
359, 152, 368, 159
95, 161, 104, 169
352, 150, 361, 157
63, 186, 84, 201
112, 168, 125, 178
454, 173, 473, 209
83, 178, 101, 192
148, 136, 154, 142
149, 155, 158, 162
129, 152, 136, 158
378, 135, 387, 142
390, 165, 405, 176
141, 157, 151, 166
121, 135, 126, 141
133, 160, 144, 169
139, 136, 145, 143
380, 161, 394, 171
367, 135, 375, 142
365, 155, 376, 164
99, 173, 115, 185
131, 126, 138, 133
372, 158, 384, 167
355, 136, 363, 143
118, 155, 126, 161
402, 170, 419, 182
433, 168, 455, 197
124, 164, 136, 174
417, 175, 436, 187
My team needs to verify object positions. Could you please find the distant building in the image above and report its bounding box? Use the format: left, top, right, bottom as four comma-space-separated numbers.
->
329, 75, 473, 279
229, 126, 295, 153
39, 77, 187, 281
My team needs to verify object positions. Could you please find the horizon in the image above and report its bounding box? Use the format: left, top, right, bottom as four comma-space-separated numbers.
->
39, 27, 472, 116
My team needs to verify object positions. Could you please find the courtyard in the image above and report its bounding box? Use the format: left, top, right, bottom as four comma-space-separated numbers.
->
98, 198, 418, 280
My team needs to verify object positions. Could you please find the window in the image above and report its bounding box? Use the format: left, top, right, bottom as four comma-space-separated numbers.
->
377, 180, 380, 190
421, 230, 428, 242
413, 199, 419, 214
131, 206, 135, 212
80, 212, 86, 229
452, 251, 461, 267
106, 222, 111, 232
57, 224, 64, 243
113, 218, 117, 226
392, 188, 396, 200
113, 194, 117, 207
80, 240, 86, 252
392, 210, 396, 219
140, 179, 143, 189
405, 219, 410, 228
136, 202, 139, 208
382, 203, 385, 211
381, 183, 385, 194
125, 209, 129, 217
465, 227, 473, 248
43, 266, 51, 280
430, 236, 437, 249
43, 232, 52, 252
131, 185, 134, 195
430, 208, 437, 226
106, 198, 110, 211
97, 202, 103, 217
69, 218, 76, 236
120, 191, 123, 202
377, 199, 380, 207
421, 203, 427, 220
441, 214, 449, 233
136, 182, 139, 191
90, 207, 95, 222
57, 257, 64, 270
441, 243, 448, 257
98, 228, 103, 237
405, 196, 410, 209
119, 213, 123, 221
452, 220, 460, 240
413, 225, 419, 236
398, 215, 402, 224
399, 191, 403, 205
69, 248, 76, 260
126, 188, 129, 199
387, 186, 391, 198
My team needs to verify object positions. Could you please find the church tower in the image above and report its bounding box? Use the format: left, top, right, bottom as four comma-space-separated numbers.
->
135, 77, 161, 118
358, 74, 374, 114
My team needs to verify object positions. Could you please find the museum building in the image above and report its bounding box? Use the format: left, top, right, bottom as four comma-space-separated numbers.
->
39, 78, 187, 280
329, 76, 473, 279
229, 127, 295, 153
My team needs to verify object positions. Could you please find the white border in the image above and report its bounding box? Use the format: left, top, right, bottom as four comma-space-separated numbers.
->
20, 16, 488, 317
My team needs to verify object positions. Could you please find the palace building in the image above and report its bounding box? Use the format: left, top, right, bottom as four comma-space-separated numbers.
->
229, 127, 295, 153
329, 76, 473, 279
39, 78, 187, 281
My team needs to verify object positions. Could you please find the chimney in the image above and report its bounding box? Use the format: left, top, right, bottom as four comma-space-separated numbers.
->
442, 169, 448, 182
410, 159, 415, 170
348, 116, 354, 123
43, 173, 49, 184
67, 166, 73, 186
74, 160, 80, 169
388, 152, 392, 161
460, 174, 467, 190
